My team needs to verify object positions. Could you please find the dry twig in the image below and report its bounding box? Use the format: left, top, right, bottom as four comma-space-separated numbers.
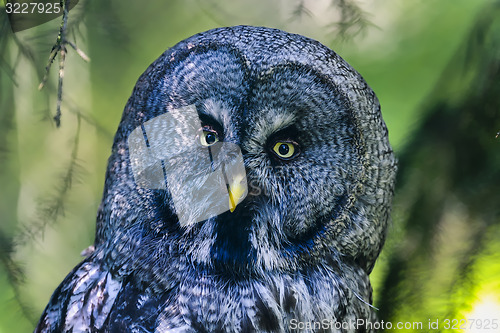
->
38, 0, 90, 127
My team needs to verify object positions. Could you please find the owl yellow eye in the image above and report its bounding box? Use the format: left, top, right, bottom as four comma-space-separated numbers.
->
199, 129, 219, 146
272, 142, 296, 159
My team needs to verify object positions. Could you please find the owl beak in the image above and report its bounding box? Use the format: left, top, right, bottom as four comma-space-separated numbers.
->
228, 174, 247, 213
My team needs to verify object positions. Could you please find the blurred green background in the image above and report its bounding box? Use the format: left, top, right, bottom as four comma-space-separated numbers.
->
1, 0, 499, 332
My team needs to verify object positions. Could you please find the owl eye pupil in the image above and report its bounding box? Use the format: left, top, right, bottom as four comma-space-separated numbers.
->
272, 141, 297, 160
205, 132, 217, 145
199, 128, 219, 147
278, 143, 289, 155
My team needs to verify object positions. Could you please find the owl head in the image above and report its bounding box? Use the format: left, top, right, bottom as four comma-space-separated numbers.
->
94, 26, 396, 288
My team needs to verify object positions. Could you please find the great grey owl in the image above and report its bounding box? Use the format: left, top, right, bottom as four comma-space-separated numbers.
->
35, 25, 397, 332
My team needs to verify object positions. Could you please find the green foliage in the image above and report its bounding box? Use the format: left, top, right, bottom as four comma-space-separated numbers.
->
375, 3, 500, 330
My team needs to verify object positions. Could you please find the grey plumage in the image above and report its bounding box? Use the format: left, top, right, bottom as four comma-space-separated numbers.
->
35, 26, 397, 332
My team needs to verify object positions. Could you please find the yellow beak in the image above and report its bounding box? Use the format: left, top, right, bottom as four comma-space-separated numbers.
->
228, 174, 246, 212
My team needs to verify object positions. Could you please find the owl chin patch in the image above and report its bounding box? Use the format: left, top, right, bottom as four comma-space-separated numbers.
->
128, 104, 248, 226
